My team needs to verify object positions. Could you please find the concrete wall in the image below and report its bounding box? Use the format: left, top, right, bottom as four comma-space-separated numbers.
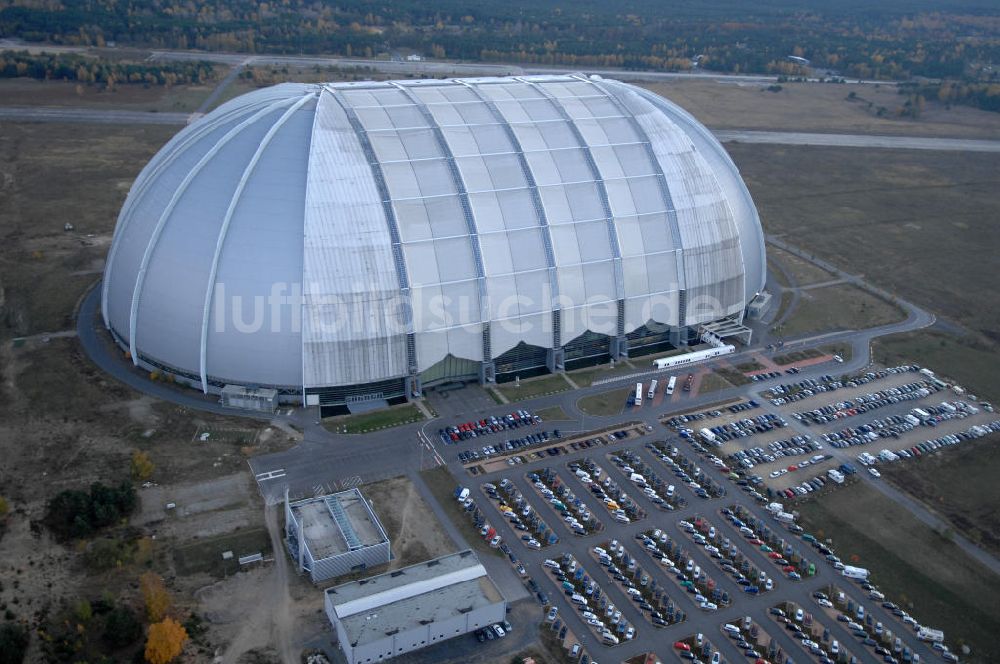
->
310, 539, 391, 583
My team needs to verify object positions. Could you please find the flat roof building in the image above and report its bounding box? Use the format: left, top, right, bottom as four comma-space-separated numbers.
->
324, 550, 506, 664
285, 488, 390, 583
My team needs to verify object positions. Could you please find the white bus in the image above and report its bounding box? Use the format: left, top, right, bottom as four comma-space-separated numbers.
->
647, 379, 658, 400
666, 376, 676, 395
634, 382, 643, 406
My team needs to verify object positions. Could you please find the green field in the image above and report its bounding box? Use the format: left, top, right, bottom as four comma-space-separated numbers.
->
496, 374, 571, 402
323, 403, 425, 434
732, 145, 1000, 345
880, 434, 1000, 556
172, 528, 271, 578
577, 387, 631, 416
795, 482, 1000, 662
874, 330, 1000, 401
699, 372, 735, 394
775, 283, 906, 337
535, 405, 571, 422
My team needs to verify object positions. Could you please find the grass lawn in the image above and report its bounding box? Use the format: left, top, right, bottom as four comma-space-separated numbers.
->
569, 361, 644, 387
735, 360, 765, 372
322, 403, 425, 434
172, 528, 271, 578
772, 348, 825, 365
535, 405, 571, 422
768, 245, 835, 286
496, 373, 570, 402
732, 145, 1000, 344
714, 366, 751, 386
577, 387, 631, 416
775, 284, 905, 338
698, 372, 734, 394
420, 466, 500, 558
795, 482, 1000, 662
880, 433, 1000, 556
874, 330, 1000, 402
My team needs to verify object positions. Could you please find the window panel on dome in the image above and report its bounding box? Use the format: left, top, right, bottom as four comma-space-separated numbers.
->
573, 117, 611, 146
575, 221, 613, 263
614, 144, 657, 177
505, 83, 542, 100
548, 225, 582, 265
466, 191, 505, 233
538, 122, 579, 150
622, 255, 650, 295
385, 104, 426, 129
471, 124, 514, 155
582, 96, 621, 118
565, 182, 605, 221
367, 131, 408, 162
480, 234, 515, 276
402, 242, 440, 286
508, 228, 548, 273
455, 155, 493, 192
492, 99, 530, 124
604, 177, 637, 216
398, 128, 444, 160
524, 151, 562, 187
439, 85, 479, 103
582, 260, 617, 303
588, 145, 625, 179
508, 122, 546, 151
412, 159, 457, 198
454, 102, 496, 126
483, 153, 526, 190
537, 185, 573, 224
425, 102, 464, 126
550, 149, 593, 183
433, 236, 477, 284
381, 161, 422, 199
628, 176, 667, 215
438, 125, 480, 157
352, 105, 393, 132
637, 212, 674, 253
514, 269, 548, 315
556, 263, 587, 305
598, 116, 641, 144
496, 188, 539, 229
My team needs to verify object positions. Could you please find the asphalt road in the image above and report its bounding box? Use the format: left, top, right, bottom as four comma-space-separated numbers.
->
0, 106, 191, 125
7, 103, 999, 156
716, 130, 1000, 153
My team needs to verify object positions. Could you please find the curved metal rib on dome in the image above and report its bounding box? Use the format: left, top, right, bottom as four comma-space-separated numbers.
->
103, 95, 288, 329
456, 78, 563, 349
127, 96, 301, 365
198, 92, 317, 393
514, 76, 627, 341
388, 81, 493, 363
576, 74, 689, 327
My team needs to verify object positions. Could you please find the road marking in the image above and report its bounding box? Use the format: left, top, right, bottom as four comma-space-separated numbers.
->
339, 475, 363, 489
255, 469, 286, 481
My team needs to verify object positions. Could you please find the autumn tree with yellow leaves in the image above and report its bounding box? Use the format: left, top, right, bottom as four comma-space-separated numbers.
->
145, 617, 188, 664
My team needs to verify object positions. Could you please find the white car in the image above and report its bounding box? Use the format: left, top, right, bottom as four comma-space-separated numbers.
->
869, 467, 881, 478
625, 626, 635, 640
699, 601, 718, 611
817, 598, 834, 608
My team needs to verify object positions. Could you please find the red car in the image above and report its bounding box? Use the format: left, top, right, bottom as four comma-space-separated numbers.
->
674, 642, 691, 651
787, 465, 798, 472
782, 565, 796, 573
748, 538, 764, 546
768, 552, 782, 559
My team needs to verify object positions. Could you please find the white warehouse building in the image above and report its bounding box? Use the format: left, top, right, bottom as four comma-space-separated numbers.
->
101, 74, 765, 411
324, 550, 506, 664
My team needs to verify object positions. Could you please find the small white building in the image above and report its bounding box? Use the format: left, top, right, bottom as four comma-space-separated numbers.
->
325, 550, 507, 664
405, 53, 423, 62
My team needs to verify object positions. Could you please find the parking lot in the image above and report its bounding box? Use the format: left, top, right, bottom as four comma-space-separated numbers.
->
448, 405, 949, 664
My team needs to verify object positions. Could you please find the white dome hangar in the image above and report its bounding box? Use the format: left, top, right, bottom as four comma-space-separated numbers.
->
102, 74, 765, 408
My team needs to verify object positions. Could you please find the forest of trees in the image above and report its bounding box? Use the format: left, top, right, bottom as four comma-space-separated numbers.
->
0, 50, 216, 87
1, 0, 998, 82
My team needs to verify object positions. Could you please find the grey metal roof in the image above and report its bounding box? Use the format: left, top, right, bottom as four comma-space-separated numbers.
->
325, 550, 503, 647
103, 74, 765, 392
